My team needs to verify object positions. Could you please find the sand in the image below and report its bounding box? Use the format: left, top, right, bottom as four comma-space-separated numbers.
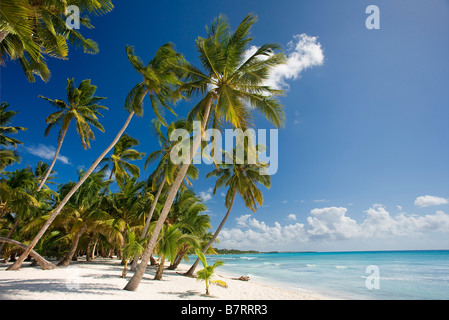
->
0, 258, 331, 300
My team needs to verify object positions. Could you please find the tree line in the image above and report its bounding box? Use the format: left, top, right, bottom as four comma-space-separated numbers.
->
1, 3, 288, 293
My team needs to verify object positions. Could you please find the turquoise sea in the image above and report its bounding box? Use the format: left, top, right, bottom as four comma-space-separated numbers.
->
205, 250, 449, 300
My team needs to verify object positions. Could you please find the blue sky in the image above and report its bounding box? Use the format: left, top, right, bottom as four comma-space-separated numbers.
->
2, 0, 448, 251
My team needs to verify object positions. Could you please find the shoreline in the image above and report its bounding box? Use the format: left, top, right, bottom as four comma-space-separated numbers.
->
0, 257, 333, 300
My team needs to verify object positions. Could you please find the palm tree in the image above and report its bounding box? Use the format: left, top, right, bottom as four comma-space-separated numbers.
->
101, 133, 145, 187
195, 250, 227, 295
168, 188, 211, 270
124, 13, 286, 291
0, 167, 57, 269
132, 120, 198, 261
153, 223, 198, 280
0, 168, 39, 221
7, 44, 183, 271
37, 78, 108, 191
31, 161, 57, 190
0, 0, 114, 82
185, 147, 270, 276
0, 102, 27, 171
120, 225, 145, 278
107, 177, 151, 261
56, 169, 114, 266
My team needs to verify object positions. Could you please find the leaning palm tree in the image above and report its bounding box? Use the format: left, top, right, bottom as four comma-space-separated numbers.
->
129, 119, 199, 270
7, 44, 183, 271
101, 133, 145, 187
185, 146, 270, 276
37, 78, 107, 191
124, 13, 286, 291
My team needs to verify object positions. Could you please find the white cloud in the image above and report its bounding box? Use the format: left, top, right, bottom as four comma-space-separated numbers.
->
307, 207, 361, 240
242, 33, 324, 91
287, 214, 297, 221
414, 195, 448, 207
199, 187, 213, 202
26, 144, 70, 165
218, 205, 449, 251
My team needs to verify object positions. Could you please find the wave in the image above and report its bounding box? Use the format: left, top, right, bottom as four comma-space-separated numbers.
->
335, 266, 348, 269
305, 264, 318, 267
263, 262, 281, 266
240, 257, 257, 260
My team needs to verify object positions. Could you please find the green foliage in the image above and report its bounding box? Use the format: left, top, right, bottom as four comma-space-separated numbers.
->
195, 249, 228, 295
101, 133, 145, 187
40, 78, 107, 149
177, 13, 287, 131
0, 0, 114, 82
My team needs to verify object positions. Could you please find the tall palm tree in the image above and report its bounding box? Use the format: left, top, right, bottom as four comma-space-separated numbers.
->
37, 78, 107, 192
128, 119, 199, 271
0, 0, 114, 82
124, 13, 286, 291
142, 121, 198, 234
7, 44, 183, 271
101, 133, 145, 187
0, 102, 27, 171
185, 147, 270, 276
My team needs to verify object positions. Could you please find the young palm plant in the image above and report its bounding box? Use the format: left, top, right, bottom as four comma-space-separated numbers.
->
125, 13, 286, 291
37, 78, 107, 191
7, 44, 182, 271
195, 250, 227, 295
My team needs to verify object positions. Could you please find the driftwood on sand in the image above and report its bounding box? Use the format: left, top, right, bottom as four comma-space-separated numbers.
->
217, 274, 250, 281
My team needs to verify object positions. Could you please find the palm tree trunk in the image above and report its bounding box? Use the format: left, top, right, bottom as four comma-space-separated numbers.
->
154, 255, 165, 280
7, 111, 135, 271
37, 126, 68, 192
58, 225, 87, 267
130, 176, 166, 271
0, 237, 56, 270
124, 94, 216, 291
168, 246, 187, 270
121, 259, 129, 278
185, 191, 236, 277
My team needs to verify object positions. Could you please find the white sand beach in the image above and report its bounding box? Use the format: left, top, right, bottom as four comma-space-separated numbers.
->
0, 258, 330, 300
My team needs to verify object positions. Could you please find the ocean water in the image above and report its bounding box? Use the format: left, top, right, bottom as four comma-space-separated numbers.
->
204, 250, 449, 300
